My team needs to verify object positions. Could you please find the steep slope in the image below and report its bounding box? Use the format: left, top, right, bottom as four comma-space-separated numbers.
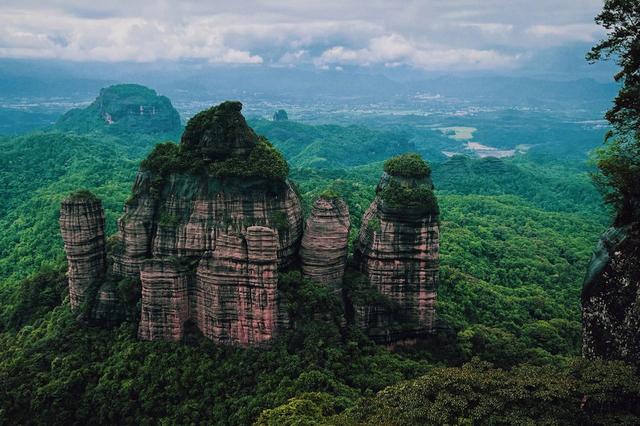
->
582, 201, 640, 364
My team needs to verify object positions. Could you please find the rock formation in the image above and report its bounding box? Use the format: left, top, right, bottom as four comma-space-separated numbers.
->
582, 202, 640, 365
60, 191, 125, 324
300, 196, 350, 288
353, 154, 439, 343
110, 101, 302, 345
59, 192, 107, 310
60, 100, 440, 347
193, 227, 281, 344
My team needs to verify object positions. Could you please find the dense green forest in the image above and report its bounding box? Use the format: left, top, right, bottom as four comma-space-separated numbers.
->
2, 80, 638, 424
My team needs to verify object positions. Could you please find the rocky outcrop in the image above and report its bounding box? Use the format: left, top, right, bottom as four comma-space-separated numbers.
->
59, 193, 107, 310
109, 101, 302, 345
61, 102, 443, 347
193, 226, 282, 345
582, 214, 640, 365
300, 196, 350, 288
112, 172, 157, 278
136, 226, 285, 345
353, 154, 439, 343
181, 101, 258, 160
113, 174, 303, 276
60, 192, 126, 325
119, 174, 302, 345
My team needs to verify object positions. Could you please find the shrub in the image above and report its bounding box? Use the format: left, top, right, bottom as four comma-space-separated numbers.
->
379, 179, 439, 215
368, 218, 381, 233
67, 189, 99, 202
319, 188, 340, 200
269, 211, 290, 232
383, 153, 431, 178
117, 277, 141, 305
158, 212, 180, 227
140, 142, 182, 175
246, 137, 289, 180
141, 137, 288, 181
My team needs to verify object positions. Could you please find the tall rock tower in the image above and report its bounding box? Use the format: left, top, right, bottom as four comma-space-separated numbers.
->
112, 101, 303, 345
59, 191, 107, 310
300, 195, 350, 288
353, 153, 439, 343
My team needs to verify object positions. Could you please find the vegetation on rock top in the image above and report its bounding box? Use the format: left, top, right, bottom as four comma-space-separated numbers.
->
140, 136, 289, 181
140, 102, 289, 182
180, 101, 257, 160
379, 179, 439, 215
318, 187, 341, 201
66, 189, 100, 202
383, 153, 431, 178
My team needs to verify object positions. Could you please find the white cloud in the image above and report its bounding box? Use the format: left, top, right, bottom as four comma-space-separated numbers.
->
458, 22, 514, 36
315, 33, 519, 70
0, 1, 607, 71
0, 10, 264, 63
526, 23, 602, 44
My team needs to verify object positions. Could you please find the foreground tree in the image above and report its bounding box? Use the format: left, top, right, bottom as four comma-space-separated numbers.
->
588, 0, 640, 216
581, 0, 640, 366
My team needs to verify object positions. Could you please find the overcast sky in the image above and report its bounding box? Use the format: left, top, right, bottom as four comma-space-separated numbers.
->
0, 1, 607, 72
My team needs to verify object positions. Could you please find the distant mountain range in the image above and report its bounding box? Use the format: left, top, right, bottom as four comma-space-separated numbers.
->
0, 59, 617, 108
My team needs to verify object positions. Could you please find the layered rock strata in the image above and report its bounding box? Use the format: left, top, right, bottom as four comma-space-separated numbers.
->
300, 196, 350, 288
111, 101, 302, 345
138, 258, 191, 341
193, 226, 281, 344
354, 170, 439, 342
112, 174, 303, 277
59, 195, 108, 310
582, 214, 640, 364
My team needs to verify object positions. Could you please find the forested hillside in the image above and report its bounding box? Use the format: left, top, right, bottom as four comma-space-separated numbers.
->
2, 84, 635, 425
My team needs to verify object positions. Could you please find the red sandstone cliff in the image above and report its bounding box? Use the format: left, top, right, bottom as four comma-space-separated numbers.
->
353, 159, 439, 343
60, 194, 107, 310
300, 196, 350, 288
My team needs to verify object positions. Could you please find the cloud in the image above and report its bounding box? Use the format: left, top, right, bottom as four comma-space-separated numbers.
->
315, 34, 519, 70
0, 10, 265, 63
0, 1, 607, 71
458, 22, 514, 36
526, 23, 602, 44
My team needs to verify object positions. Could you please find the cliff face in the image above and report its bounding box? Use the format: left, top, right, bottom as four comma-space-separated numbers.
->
130, 177, 301, 344
113, 174, 303, 276
59, 194, 107, 310
582, 208, 640, 364
193, 226, 282, 344
300, 196, 350, 288
138, 258, 191, 341
353, 156, 439, 343
59, 193, 124, 324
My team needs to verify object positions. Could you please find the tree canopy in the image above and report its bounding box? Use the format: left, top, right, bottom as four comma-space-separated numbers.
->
588, 0, 640, 216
